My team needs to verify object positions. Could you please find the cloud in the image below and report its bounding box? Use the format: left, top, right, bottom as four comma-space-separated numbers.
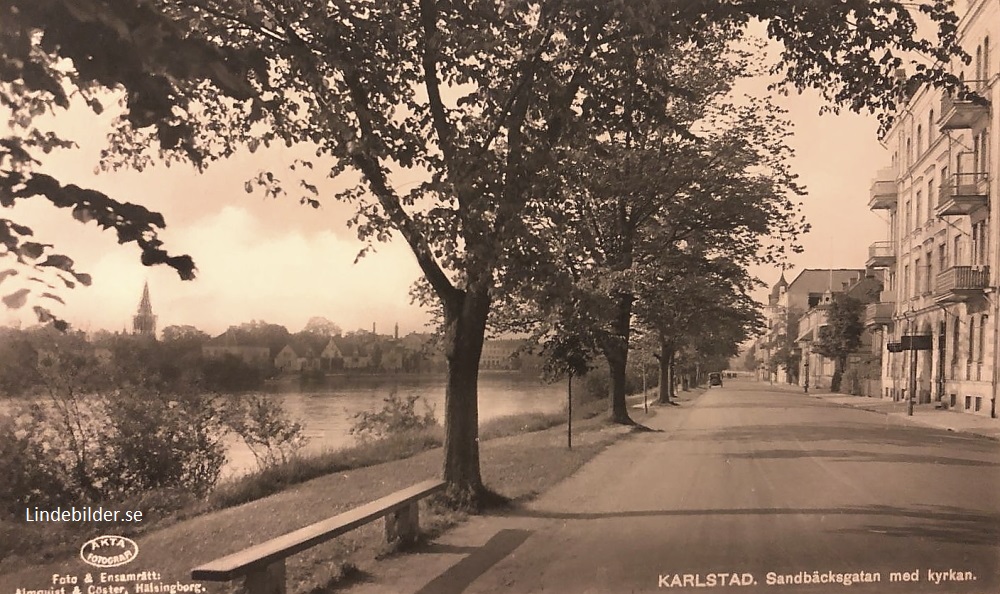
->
2, 204, 431, 335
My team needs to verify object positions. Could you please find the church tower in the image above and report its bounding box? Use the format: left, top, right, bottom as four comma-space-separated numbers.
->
132, 281, 157, 338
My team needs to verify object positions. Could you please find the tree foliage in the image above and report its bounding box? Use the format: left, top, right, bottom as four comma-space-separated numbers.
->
814, 295, 865, 392
1, 0, 971, 505
768, 306, 803, 383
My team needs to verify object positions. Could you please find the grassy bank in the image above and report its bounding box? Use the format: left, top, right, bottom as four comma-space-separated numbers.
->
0, 391, 660, 584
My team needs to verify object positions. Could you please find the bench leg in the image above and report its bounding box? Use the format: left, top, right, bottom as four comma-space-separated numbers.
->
385, 502, 420, 545
241, 559, 286, 594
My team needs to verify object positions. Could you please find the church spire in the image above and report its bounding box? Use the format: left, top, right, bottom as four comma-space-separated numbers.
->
132, 281, 157, 338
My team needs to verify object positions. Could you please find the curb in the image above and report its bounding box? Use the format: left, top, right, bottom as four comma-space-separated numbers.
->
810, 394, 1000, 442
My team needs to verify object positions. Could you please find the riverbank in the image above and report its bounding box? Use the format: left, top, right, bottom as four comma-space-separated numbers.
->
0, 393, 669, 590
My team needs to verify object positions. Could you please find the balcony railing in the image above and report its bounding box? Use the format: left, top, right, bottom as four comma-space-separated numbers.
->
934, 265, 990, 303
863, 302, 894, 327
939, 94, 989, 130
868, 168, 897, 210
866, 240, 895, 268
936, 172, 989, 216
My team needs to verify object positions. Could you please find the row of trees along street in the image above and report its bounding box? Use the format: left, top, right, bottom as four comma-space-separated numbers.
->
1, 0, 971, 507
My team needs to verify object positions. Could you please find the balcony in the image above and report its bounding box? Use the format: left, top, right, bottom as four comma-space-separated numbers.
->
866, 241, 895, 268
934, 266, 990, 303
936, 172, 989, 216
863, 301, 894, 328
939, 94, 989, 130
868, 168, 897, 210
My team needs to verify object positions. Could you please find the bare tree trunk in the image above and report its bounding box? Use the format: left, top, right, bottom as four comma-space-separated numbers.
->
668, 351, 677, 399
658, 340, 674, 404
601, 293, 634, 424
441, 286, 490, 508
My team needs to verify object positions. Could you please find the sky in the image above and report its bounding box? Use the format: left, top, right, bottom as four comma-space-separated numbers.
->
1, 39, 891, 338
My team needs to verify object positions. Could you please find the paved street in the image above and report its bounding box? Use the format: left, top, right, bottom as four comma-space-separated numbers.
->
347, 381, 1000, 594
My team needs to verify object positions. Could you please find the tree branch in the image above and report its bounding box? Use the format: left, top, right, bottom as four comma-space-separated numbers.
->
419, 0, 458, 169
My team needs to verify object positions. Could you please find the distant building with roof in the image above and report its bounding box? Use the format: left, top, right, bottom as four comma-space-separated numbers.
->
755, 269, 870, 384
202, 329, 272, 368
131, 282, 157, 338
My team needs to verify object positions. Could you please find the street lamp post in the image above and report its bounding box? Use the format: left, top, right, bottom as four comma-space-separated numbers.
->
803, 356, 810, 394
903, 307, 915, 417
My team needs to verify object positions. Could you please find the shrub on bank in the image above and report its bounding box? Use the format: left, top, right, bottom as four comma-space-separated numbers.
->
221, 392, 309, 470
349, 390, 439, 441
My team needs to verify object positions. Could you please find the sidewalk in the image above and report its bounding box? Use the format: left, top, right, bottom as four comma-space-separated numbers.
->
808, 390, 1000, 441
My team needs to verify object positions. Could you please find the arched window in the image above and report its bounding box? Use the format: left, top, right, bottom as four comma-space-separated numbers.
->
917, 124, 923, 155
928, 110, 935, 139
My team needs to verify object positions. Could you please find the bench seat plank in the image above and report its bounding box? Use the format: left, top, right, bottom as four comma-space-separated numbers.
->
192, 479, 446, 581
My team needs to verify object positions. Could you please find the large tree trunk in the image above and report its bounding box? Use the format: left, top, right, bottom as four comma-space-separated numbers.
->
601, 293, 634, 424
658, 340, 674, 404
668, 351, 677, 399
441, 286, 490, 508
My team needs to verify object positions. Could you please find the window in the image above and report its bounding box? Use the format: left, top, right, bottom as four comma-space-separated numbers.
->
905, 199, 912, 232
973, 221, 988, 266
926, 250, 933, 293
972, 223, 981, 266
968, 315, 976, 363
979, 315, 988, 363
904, 264, 911, 298
975, 131, 988, 174
954, 235, 962, 266
917, 124, 923, 155
938, 243, 947, 271
973, 131, 986, 173
966, 395, 972, 410
915, 190, 922, 226
929, 110, 935, 141
986, 37, 991, 81
952, 318, 960, 364
906, 138, 912, 167
979, 222, 987, 265
976, 45, 983, 90
915, 258, 922, 296
976, 397, 983, 412
927, 178, 934, 221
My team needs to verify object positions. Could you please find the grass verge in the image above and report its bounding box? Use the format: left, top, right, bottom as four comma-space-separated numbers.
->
0, 391, 664, 591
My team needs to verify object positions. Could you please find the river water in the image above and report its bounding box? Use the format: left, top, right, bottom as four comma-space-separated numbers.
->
223, 372, 567, 477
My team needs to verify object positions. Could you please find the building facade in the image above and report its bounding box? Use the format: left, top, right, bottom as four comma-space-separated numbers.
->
866, 0, 998, 415
756, 269, 869, 384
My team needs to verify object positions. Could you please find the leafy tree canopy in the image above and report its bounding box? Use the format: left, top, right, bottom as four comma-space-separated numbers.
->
814, 295, 865, 362
1, 0, 970, 502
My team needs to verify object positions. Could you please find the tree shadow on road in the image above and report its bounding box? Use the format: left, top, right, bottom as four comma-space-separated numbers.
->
502, 504, 1000, 546
834, 504, 1000, 547
697, 422, 998, 452
718, 448, 1000, 467
410, 529, 533, 594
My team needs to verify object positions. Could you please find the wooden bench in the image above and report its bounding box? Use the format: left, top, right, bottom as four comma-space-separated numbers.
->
191, 479, 446, 594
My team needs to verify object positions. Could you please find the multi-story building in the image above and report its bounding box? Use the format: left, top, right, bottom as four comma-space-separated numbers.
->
756, 269, 869, 384
866, 0, 997, 416
796, 272, 884, 392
